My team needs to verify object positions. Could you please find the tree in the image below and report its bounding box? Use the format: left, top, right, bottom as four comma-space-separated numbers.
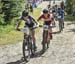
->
66, 0, 74, 15
1, 0, 26, 24
0, 0, 4, 25
72, 0, 75, 15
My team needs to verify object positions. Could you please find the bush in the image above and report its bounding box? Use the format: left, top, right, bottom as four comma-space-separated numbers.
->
1, 0, 26, 24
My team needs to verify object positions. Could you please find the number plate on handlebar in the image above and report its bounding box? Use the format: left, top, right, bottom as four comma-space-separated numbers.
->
23, 27, 28, 34
43, 25, 49, 30
58, 16, 61, 19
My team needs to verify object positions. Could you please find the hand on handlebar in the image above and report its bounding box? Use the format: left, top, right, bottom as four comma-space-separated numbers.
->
16, 27, 21, 31
36, 22, 39, 27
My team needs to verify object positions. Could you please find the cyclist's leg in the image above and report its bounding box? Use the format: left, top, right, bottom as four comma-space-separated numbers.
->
61, 18, 64, 30
52, 14, 56, 27
62, 18, 64, 28
31, 29, 37, 49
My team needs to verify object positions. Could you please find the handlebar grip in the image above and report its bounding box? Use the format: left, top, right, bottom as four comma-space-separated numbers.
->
39, 25, 43, 27
16, 29, 21, 31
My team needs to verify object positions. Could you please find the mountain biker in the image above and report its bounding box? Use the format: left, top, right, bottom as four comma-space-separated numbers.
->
57, 7, 64, 29
60, 1, 64, 10
16, 10, 38, 50
47, 4, 52, 13
30, 4, 33, 14
37, 9, 53, 40
51, 5, 57, 27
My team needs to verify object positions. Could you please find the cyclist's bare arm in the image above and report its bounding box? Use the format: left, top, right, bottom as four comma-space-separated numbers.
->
32, 17, 38, 25
16, 19, 22, 29
37, 15, 43, 22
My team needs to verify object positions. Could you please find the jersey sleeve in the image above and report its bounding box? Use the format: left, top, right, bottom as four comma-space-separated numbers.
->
29, 16, 36, 22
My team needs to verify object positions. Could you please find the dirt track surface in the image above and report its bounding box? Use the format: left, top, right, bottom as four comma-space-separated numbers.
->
0, 1, 75, 64
0, 21, 75, 64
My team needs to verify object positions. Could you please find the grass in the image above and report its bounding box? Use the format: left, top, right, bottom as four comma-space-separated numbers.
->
65, 15, 75, 21
0, 25, 23, 45
0, 8, 42, 46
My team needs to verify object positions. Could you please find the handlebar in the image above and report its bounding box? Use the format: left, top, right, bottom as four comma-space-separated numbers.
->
16, 25, 43, 32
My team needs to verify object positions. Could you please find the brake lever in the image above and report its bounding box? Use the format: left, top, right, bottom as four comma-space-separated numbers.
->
39, 25, 43, 27
16, 29, 21, 31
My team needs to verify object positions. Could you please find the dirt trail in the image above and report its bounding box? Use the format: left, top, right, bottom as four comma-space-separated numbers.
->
0, 1, 75, 64
0, 20, 75, 64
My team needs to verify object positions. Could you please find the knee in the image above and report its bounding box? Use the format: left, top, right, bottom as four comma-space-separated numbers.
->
32, 35, 35, 40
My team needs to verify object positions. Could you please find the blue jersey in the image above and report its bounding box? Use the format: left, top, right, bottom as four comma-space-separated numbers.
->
21, 15, 35, 27
58, 9, 64, 19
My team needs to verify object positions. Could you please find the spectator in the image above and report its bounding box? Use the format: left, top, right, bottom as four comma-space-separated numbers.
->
60, 1, 64, 10
30, 4, 33, 14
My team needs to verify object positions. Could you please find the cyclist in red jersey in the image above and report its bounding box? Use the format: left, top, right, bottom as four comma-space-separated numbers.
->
37, 9, 54, 40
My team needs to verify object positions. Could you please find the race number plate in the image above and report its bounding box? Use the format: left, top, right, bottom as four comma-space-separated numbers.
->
43, 25, 49, 30
23, 27, 28, 34
58, 16, 61, 19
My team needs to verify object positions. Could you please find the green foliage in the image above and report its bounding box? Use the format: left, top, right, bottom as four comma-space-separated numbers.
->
65, 15, 75, 21
0, 8, 42, 45
0, 0, 4, 24
0, 14, 5, 24
72, 0, 75, 16
66, 0, 73, 14
1, 0, 26, 24
66, 0, 75, 15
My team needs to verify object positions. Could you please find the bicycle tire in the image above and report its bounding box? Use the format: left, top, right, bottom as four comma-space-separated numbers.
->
27, 35, 35, 55
42, 30, 48, 51
46, 31, 49, 49
22, 37, 31, 62
59, 20, 63, 32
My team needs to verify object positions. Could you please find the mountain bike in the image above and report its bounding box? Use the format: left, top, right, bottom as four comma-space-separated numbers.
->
17, 26, 37, 62
42, 25, 51, 52
58, 16, 64, 32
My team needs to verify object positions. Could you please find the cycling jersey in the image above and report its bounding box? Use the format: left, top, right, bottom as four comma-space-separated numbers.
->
21, 15, 34, 27
57, 9, 64, 19
38, 13, 52, 25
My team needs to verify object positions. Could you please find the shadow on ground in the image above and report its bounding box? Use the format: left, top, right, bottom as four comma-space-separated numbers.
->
31, 50, 46, 58
67, 22, 75, 25
52, 31, 61, 34
6, 58, 26, 64
6, 50, 45, 64
67, 29, 75, 33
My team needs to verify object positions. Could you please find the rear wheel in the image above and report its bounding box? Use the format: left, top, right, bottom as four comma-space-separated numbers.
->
59, 20, 63, 32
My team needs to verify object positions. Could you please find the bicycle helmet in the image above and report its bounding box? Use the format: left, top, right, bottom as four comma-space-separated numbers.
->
22, 10, 29, 17
43, 9, 48, 14
58, 7, 61, 10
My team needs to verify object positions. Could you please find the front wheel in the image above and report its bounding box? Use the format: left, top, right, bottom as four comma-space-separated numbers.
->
28, 35, 35, 56
22, 39, 31, 62
42, 30, 48, 51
